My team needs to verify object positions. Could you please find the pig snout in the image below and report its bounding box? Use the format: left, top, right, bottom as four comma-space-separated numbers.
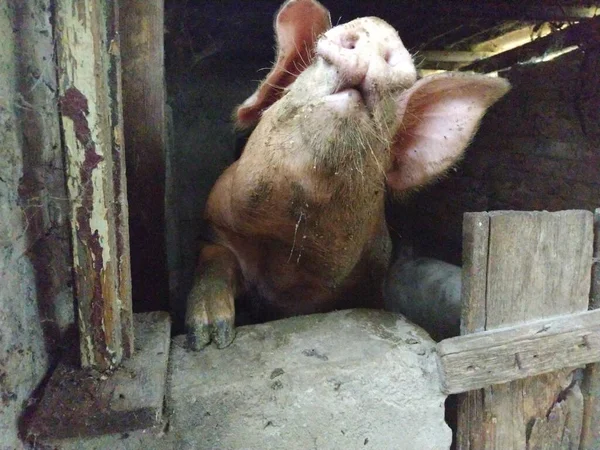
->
315, 17, 417, 110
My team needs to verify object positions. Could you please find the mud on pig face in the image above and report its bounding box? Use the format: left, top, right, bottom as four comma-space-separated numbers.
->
235, 0, 510, 192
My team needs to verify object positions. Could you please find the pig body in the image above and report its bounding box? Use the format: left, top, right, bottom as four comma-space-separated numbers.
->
185, 0, 510, 349
385, 257, 462, 342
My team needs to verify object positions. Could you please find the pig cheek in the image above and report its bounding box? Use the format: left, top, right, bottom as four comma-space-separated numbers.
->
297, 106, 339, 146
362, 61, 405, 111
294, 60, 339, 98
377, 96, 401, 135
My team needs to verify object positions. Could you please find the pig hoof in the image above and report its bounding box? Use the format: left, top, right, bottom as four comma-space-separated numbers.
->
213, 319, 235, 348
186, 324, 211, 351
185, 294, 236, 351
186, 318, 236, 351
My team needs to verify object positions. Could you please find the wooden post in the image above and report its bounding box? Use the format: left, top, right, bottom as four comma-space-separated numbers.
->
55, 0, 133, 370
119, 0, 169, 312
581, 208, 600, 449
457, 210, 594, 449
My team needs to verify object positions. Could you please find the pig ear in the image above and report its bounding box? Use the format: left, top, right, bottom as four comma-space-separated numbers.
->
387, 73, 510, 192
235, 0, 331, 129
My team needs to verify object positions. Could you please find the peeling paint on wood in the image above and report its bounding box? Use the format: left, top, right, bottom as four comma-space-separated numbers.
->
106, 0, 134, 358
55, 0, 133, 370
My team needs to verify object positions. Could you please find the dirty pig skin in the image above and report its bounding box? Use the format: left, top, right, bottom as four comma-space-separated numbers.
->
185, 0, 510, 350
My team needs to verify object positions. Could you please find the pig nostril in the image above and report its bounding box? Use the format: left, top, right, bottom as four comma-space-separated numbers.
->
385, 49, 405, 67
341, 33, 358, 50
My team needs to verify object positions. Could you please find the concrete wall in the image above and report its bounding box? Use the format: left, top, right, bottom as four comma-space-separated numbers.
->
390, 49, 600, 265
0, 1, 74, 448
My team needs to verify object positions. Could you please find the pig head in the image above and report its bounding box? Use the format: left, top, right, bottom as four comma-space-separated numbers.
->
185, 0, 510, 350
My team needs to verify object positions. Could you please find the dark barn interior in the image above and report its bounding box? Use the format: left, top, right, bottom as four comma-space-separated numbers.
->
1, 0, 599, 448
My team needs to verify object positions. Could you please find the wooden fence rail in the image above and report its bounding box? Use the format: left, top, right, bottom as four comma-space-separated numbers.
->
439, 308, 600, 395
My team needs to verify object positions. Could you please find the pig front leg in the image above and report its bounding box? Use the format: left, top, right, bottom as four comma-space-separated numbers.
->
185, 243, 241, 350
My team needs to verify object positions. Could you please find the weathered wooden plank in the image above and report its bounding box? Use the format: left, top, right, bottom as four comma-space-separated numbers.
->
55, 0, 134, 370
581, 208, 600, 450
456, 389, 487, 450
591, 208, 600, 310
460, 212, 490, 334
582, 364, 600, 449
457, 212, 490, 450
438, 309, 600, 394
107, 0, 134, 357
486, 211, 592, 324
119, 0, 169, 311
529, 385, 584, 450
487, 211, 592, 450
457, 210, 594, 450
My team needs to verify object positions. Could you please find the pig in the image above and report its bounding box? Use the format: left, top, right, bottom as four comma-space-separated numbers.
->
185, 0, 510, 350
384, 257, 462, 342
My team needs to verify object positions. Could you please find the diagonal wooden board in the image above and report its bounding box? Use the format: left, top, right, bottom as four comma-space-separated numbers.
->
455, 210, 594, 450
27, 312, 171, 440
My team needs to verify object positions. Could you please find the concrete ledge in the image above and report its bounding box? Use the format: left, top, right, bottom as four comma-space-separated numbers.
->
168, 309, 450, 450
27, 312, 171, 440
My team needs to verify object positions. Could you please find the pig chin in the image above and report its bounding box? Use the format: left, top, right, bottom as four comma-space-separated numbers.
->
315, 62, 378, 117
312, 61, 404, 135
322, 88, 365, 115
291, 98, 395, 176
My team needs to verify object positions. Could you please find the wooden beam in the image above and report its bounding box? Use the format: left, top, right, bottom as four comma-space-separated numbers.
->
433, 3, 600, 21
456, 210, 594, 450
55, 0, 134, 370
581, 208, 600, 449
418, 61, 459, 71
419, 51, 493, 71
411, 20, 525, 56
438, 309, 600, 395
472, 23, 552, 53
461, 17, 600, 73
421, 51, 494, 62
120, 0, 169, 311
